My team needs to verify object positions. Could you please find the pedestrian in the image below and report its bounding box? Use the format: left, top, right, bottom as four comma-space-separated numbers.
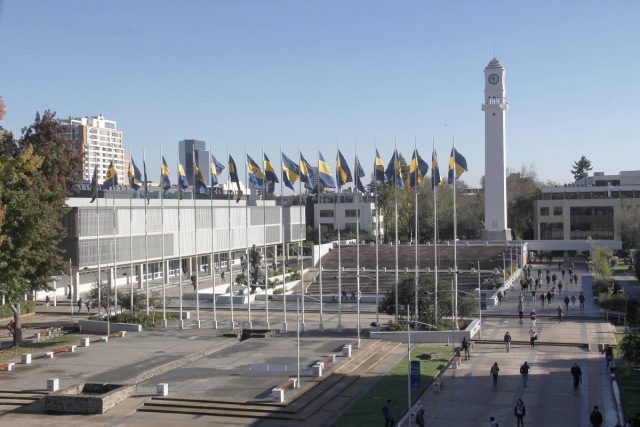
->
77, 298, 83, 312
514, 398, 526, 427
571, 363, 582, 391
540, 293, 546, 308
564, 295, 570, 311
382, 399, 394, 427
574, 273, 579, 285
552, 273, 557, 284
497, 291, 503, 306
557, 305, 564, 322
529, 326, 537, 348
85, 299, 91, 313
602, 344, 614, 367
546, 291, 552, 305
7, 320, 15, 338
490, 362, 500, 388
462, 337, 470, 360
45, 295, 51, 307
530, 309, 537, 324
546, 273, 551, 286
571, 295, 576, 308
562, 268, 566, 279
579, 292, 585, 310
221, 271, 225, 281
518, 303, 524, 322
504, 332, 512, 352
520, 362, 530, 388
489, 416, 499, 427
350, 290, 356, 301
558, 281, 563, 294
590, 405, 603, 427
531, 289, 537, 303
415, 407, 425, 427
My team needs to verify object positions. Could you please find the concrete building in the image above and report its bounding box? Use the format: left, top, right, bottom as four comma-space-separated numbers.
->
178, 139, 210, 186
481, 58, 512, 241
60, 114, 126, 184
59, 194, 305, 298
533, 170, 640, 250
313, 191, 383, 236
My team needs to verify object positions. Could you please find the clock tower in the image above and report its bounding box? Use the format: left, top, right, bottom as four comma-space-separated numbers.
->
481, 58, 512, 241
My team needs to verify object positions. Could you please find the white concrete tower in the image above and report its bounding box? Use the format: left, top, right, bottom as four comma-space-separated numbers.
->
481, 58, 512, 240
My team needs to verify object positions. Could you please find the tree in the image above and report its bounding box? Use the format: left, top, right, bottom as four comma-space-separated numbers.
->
590, 239, 613, 279
620, 333, 640, 365
506, 166, 542, 239
621, 207, 640, 250
571, 155, 593, 181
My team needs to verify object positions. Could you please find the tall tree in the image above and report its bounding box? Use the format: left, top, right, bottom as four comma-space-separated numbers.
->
571, 155, 593, 181
506, 166, 542, 240
621, 207, 640, 250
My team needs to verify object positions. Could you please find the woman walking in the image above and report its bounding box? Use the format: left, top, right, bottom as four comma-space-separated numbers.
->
490, 362, 500, 388
514, 398, 526, 426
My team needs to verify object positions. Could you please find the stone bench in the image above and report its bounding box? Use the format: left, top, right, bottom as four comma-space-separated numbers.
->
272, 378, 297, 403
45, 345, 77, 358
351, 339, 361, 349
0, 362, 15, 371
108, 331, 126, 339
323, 354, 336, 364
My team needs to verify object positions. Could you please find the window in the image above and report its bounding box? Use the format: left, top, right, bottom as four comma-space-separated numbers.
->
553, 207, 563, 216
345, 209, 359, 217
319, 210, 334, 218
570, 206, 614, 240
551, 193, 564, 200
540, 222, 564, 240
540, 207, 549, 216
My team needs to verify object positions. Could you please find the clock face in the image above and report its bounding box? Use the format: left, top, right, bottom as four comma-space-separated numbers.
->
488, 74, 500, 85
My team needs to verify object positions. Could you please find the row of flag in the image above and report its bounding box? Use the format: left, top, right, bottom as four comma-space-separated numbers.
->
90, 148, 468, 203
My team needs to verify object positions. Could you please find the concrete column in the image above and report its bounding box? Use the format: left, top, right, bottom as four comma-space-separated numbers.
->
137, 264, 144, 290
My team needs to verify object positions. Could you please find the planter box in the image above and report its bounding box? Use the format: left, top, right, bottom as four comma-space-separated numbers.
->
78, 319, 142, 334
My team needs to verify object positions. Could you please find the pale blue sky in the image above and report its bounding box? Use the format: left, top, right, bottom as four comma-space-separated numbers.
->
1, 0, 639, 188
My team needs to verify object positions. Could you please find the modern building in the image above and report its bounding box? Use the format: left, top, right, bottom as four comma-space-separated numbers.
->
481, 58, 512, 240
313, 191, 383, 236
178, 139, 210, 186
533, 170, 640, 250
59, 194, 306, 298
60, 114, 126, 184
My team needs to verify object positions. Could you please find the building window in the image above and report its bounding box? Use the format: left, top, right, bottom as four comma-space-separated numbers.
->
319, 210, 334, 218
345, 209, 359, 217
540, 222, 564, 240
553, 207, 563, 216
540, 207, 549, 216
551, 193, 564, 200
569, 206, 614, 240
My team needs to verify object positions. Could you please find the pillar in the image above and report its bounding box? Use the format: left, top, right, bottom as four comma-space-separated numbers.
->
137, 264, 144, 290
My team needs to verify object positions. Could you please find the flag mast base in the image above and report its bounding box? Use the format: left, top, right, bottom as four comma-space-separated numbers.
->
481, 228, 513, 241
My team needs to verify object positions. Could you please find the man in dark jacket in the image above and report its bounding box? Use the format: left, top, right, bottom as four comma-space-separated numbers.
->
382, 399, 394, 427
590, 405, 603, 427
571, 363, 582, 391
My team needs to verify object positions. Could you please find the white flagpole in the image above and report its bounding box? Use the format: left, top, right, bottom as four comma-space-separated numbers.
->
263, 147, 271, 329
177, 161, 184, 329
96, 173, 102, 315
209, 146, 218, 329
160, 147, 167, 327
336, 143, 343, 333
452, 137, 459, 331
355, 150, 361, 344
279, 145, 287, 331
298, 144, 306, 331
432, 139, 438, 325
414, 142, 420, 329
394, 141, 399, 324
111, 161, 117, 322
244, 146, 253, 328
129, 151, 134, 313
193, 145, 201, 328
227, 146, 235, 328
317, 149, 324, 332
143, 149, 149, 316
374, 145, 380, 331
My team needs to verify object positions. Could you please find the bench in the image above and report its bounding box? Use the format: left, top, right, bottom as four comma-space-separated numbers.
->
351, 339, 361, 349
35, 328, 61, 340
0, 362, 15, 371
272, 378, 297, 403
323, 354, 336, 364
108, 331, 126, 339
45, 345, 77, 358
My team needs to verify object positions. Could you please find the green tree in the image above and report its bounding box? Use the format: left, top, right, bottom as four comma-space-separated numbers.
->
620, 333, 640, 365
621, 207, 640, 250
571, 155, 593, 181
506, 166, 542, 239
590, 240, 613, 279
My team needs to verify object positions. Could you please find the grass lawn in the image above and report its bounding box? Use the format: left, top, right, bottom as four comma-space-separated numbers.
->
0, 335, 81, 363
331, 345, 452, 427
614, 332, 640, 420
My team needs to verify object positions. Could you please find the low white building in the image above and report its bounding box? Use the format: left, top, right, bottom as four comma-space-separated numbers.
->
313, 192, 383, 236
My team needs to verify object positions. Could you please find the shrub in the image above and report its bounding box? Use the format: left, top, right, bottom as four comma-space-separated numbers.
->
610, 256, 619, 267
111, 311, 164, 329
593, 277, 613, 295
0, 301, 36, 319
620, 333, 640, 364
597, 292, 626, 312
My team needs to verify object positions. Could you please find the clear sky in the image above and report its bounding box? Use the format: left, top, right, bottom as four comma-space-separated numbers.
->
1, 0, 639, 188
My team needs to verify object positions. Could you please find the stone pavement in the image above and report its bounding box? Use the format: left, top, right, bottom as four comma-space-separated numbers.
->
398, 262, 620, 427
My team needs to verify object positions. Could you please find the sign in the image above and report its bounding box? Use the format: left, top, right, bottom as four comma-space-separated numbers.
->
410, 361, 421, 389
480, 291, 487, 310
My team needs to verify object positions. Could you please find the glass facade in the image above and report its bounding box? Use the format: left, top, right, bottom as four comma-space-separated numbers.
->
540, 222, 564, 240
570, 206, 614, 240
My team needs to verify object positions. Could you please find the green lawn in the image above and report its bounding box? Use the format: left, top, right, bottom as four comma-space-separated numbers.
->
614, 333, 640, 420
0, 335, 81, 362
331, 345, 452, 427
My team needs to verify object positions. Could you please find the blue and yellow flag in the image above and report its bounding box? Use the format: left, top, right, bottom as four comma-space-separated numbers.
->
247, 155, 265, 188
374, 149, 386, 182
90, 166, 99, 203
128, 158, 142, 191
447, 147, 468, 185
355, 156, 366, 194
228, 155, 243, 202
264, 153, 279, 193
318, 152, 336, 188
103, 160, 118, 190
385, 150, 404, 189
299, 153, 314, 190
409, 149, 429, 188
431, 149, 441, 190
281, 153, 300, 191
195, 164, 208, 194
161, 156, 171, 191
336, 150, 353, 188
211, 155, 225, 186
178, 163, 189, 190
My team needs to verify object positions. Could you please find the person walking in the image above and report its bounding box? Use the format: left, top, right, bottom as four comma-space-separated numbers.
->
514, 398, 526, 427
45, 295, 50, 308
518, 303, 524, 322
571, 363, 582, 391
77, 298, 83, 312
489, 416, 499, 427
540, 293, 546, 308
564, 295, 570, 311
546, 291, 552, 305
504, 332, 512, 353
579, 292, 586, 311
529, 326, 537, 349
590, 405, 603, 427
552, 273, 557, 285
462, 337, 470, 360
520, 362, 530, 388
602, 344, 614, 367
490, 362, 500, 388
415, 407, 425, 427
558, 281, 563, 294
382, 399, 394, 427
571, 295, 577, 309
558, 305, 564, 322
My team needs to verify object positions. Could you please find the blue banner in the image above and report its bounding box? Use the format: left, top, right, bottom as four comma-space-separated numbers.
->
410, 361, 421, 389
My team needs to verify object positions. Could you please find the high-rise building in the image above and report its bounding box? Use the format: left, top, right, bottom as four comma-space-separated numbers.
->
60, 114, 126, 185
178, 139, 210, 186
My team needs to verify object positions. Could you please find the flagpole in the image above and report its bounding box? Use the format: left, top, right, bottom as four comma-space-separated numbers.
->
413, 142, 420, 329
298, 144, 306, 332
279, 145, 287, 331
244, 146, 253, 328
262, 147, 270, 329
452, 137, 459, 331
209, 147, 218, 329
355, 149, 361, 344
394, 141, 399, 324
336, 143, 343, 333
317, 149, 324, 333
432, 139, 439, 326
129, 151, 134, 313
177, 161, 184, 329
160, 148, 167, 327
227, 146, 235, 328
96, 174, 102, 316
193, 145, 201, 328
374, 145, 380, 331
143, 150, 149, 316
111, 160, 117, 324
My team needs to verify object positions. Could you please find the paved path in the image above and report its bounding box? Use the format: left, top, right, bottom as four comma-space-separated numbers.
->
400, 262, 620, 427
